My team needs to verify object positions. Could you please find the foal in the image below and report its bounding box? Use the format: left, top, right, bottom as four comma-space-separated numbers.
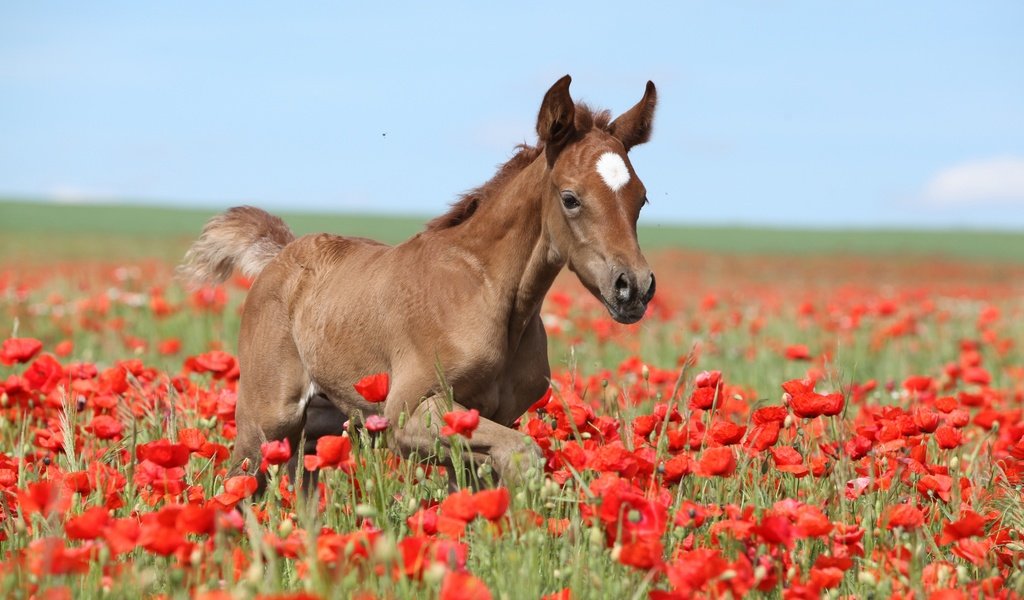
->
180, 75, 658, 490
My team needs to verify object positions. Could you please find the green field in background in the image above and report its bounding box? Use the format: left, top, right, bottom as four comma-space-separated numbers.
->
2, 199, 1023, 264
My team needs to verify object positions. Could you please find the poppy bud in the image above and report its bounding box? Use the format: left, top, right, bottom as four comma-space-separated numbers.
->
372, 534, 397, 563
423, 562, 447, 586
278, 518, 294, 538
245, 563, 262, 585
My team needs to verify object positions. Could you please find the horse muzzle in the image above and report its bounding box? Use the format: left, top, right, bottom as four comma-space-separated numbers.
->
605, 270, 655, 324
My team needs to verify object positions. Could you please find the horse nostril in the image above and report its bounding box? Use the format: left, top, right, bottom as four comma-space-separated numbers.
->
615, 272, 632, 303
642, 273, 656, 303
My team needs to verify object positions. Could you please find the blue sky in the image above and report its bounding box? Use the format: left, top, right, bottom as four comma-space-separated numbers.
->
2, 2, 1022, 228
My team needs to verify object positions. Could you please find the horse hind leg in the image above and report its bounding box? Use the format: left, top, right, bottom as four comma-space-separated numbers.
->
228, 336, 311, 496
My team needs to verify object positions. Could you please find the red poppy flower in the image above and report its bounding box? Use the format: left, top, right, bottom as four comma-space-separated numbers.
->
353, 372, 389, 403
137, 439, 191, 469
223, 475, 256, 495
0, 337, 43, 365
598, 487, 668, 546
139, 510, 189, 556
473, 488, 510, 521
17, 481, 71, 518
935, 426, 963, 449
939, 510, 986, 544
442, 409, 480, 439
303, 435, 351, 471
809, 566, 844, 590
190, 286, 227, 311
753, 514, 794, 548
54, 340, 73, 357
407, 506, 440, 536
770, 446, 809, 477
795, 505, 832, 538
23, 354, 64, 394
176, 505, 217, 535
157, 338, 181, 355
745, 422, 781, 452
185, 350, 238, 380
662, 453, 695, 482
664, 549, 729, 595
395, 535, 432, 579
177, 428, 208, 451
781, 378, 815, 395
211, 475, 258, 510
790, 391, 845, 419
86, 415, 125, 440
440, 489, 479, 522
917, 474, 953, 502
65, 506, 111, 540
695, 370, 722, 389
962, 366, 990, 386
883, 504, 924, 530
709, 419, 746, 446
688, 387, 718, 410
260, 439, 292, 471
618, 537, 664, 570
784, 344, 811, 361
439, 570, 493, 600
25, 537, 90, 576
952, 538, 992, 566
103, 517, 141, 555
912, 406, 941, 433
752, 405, 788, 424
903, 375, 934, 394
698, 447, 736, 477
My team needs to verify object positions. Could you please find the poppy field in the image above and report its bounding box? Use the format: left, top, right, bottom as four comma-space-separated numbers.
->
2, 225, 1024, 599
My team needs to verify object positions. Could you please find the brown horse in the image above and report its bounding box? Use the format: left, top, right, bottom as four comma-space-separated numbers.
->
180, 75, 657, 490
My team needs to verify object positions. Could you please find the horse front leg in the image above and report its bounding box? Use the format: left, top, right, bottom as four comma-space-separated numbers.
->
386, 392, 544, 487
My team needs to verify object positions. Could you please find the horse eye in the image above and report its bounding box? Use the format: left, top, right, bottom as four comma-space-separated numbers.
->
561, 191, 581, 211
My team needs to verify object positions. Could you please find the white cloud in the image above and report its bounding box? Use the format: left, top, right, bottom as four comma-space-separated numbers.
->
922, 156, 1024, 207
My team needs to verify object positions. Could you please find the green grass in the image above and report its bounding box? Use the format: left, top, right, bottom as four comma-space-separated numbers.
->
2, 247, 1022, 598
2, 198, 1023, 597
639, 222, 1024, 261
2, 198, 1023, 264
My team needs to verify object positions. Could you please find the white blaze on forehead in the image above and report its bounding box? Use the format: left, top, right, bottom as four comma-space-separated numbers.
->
595, 152, 631, 192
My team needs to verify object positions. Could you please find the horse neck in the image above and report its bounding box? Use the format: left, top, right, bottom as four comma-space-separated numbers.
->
453, 155, 563, 339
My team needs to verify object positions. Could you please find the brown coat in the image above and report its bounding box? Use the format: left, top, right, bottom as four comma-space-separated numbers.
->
179, 75, 658, 489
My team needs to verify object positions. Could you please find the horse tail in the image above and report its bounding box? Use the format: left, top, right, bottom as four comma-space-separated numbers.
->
178, 206, 295, 286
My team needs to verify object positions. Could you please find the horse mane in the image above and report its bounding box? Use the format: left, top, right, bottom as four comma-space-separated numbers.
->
425, 103, 612, 232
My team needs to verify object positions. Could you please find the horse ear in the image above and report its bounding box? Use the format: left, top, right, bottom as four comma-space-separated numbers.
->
537, 74, 577, 162
608, 81, 657, 151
